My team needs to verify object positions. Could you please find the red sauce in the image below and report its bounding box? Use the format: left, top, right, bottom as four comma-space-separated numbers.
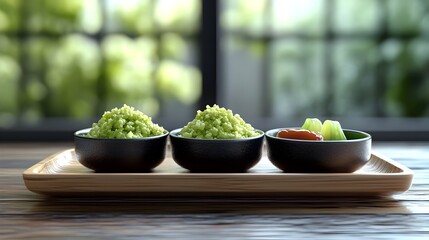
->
276, 129, 323, 141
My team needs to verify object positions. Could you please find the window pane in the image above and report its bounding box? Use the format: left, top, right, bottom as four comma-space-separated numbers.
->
220, 36, 266, 117
272, 0, 324, 36
332, 40, 378, 116
107, 0, 154, 34
23, 37, 54, 122
0, 0, 202, 133
25, 0, 102, 33
221, 0, 268, 35
0, 37, 19, 126
0, 0, 21, 33
387, 0, 426, 34
102, 35, 157, 114
23, 36, 100, 120
109, 0, 200, 34
333, 0, 378, 33
154, 0, 200, 33
383, 39, 429, 116
220, 0, 429, 136
271, 39, 325, 117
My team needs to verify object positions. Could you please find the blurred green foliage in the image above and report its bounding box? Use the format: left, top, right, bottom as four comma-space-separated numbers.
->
383, 39, 429, 116
114, 0, 154, 34
272, 40, 324, 117
18, 36, 101, 121
153, 0, 200, 33
156, 60, 201, 105
46, 35, 101, 118
0, 37, 19, 126
271, 0, 324, 35
387, 0, 429, 34
114, 0, 200, 34
333, 40, 378, 116
0, 0, 201, 125
0, 0, 20, 32
2, 0, 429, 127
222, 0, 429, 117
102, 35, 158, 115
25, 0, 102, 33
334, 0, 378, 33
222, 0, 268, 34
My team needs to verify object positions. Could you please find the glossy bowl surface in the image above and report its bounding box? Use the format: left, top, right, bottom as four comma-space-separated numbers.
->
169, 128, 264, 173
74, 128, 168, 172
265, 128, 371, 173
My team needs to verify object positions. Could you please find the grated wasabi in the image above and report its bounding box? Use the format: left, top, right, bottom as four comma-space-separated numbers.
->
86, 104, 165, 139
180, 104, 260, 139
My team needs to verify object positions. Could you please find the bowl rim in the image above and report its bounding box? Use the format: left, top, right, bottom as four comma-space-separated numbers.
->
265, 128, 371, 143
169, 128, 264, 142
74, 128, 169, 140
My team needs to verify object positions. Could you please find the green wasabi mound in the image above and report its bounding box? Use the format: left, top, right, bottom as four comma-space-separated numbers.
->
86, 104, 165, 139
180, 104, 261, 139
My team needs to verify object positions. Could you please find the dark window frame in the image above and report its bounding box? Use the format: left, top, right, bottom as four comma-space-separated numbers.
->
1, 0, 216, 141
1, 0, 429, 142
219, 0, 429, 141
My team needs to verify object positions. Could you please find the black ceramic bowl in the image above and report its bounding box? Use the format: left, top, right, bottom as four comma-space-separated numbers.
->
74, 128, 168, 172
265, 128, 371, 173
169, 128, 264, 173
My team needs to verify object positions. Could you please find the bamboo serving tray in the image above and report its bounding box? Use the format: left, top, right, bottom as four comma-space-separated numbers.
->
23, 149, 413, 197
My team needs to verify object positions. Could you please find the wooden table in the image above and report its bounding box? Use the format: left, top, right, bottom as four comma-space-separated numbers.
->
1, 142, 428, 239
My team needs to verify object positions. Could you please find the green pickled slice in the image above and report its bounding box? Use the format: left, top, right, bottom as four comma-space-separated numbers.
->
321, 120, 347, 140
301, 118, 323, 133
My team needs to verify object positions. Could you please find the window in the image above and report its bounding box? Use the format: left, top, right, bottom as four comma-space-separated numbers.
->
1, 0, 429, 141
0, 0, 202, 140
220, 0, 429, 141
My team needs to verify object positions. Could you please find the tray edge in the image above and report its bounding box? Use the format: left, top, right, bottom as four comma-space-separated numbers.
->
22, 149, 414, 197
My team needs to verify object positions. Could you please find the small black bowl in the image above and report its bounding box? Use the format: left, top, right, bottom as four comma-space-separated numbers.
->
265, 128, 371, 173
74, 128, 168, 172
169, 128, 264, 173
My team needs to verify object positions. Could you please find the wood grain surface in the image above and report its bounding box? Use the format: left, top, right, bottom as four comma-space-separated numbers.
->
22, 149, 413, 197
1, 142, 429, 239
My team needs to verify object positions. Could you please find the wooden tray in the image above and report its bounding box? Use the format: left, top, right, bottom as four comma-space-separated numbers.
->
23, 149, 413, 197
